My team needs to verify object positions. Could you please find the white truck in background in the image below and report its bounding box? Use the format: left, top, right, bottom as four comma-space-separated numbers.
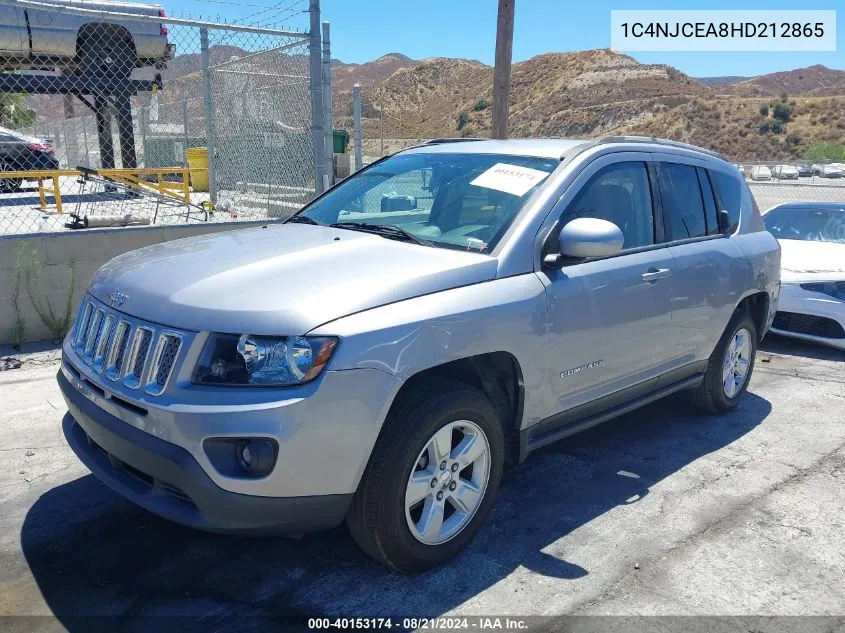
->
0, 0, 173, 78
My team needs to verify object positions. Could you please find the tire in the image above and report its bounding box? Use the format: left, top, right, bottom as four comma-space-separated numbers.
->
346, 377, 505, 572
79, 33, 134, 80
0, 160, 21, 193
689, 307, 757, 414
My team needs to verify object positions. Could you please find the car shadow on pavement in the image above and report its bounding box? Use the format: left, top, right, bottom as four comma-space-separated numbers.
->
762, 333, 845, 362
21, 392, 771, 630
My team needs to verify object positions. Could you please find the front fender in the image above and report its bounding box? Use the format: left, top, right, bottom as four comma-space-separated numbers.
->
308, 275, 554, 428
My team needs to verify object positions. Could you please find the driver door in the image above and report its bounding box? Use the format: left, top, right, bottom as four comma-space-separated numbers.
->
538, 154, 676, 415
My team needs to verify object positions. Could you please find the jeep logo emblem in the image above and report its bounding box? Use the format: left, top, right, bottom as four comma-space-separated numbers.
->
109, 290, 128, 307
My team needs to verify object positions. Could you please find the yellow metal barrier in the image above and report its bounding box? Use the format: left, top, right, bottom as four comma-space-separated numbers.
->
96, 167, 200, 205
0, 166, 210, 215
0, 169, 79, 214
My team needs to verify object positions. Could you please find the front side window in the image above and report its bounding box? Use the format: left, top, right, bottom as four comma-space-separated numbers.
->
297, 152, 558, 253
658, 163, 707, 240
560, 161, 654, 250
763, 207, 845, 244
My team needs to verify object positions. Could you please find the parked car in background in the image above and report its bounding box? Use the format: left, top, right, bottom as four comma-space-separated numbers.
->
749, 165, 772, 181
819, 164, 844, 179
734, 164, 746, 177
0, 126, 59, 192
763, 202, 845, 351
0, 0, 173, 77
772, 165, 799, 180
58, 136, 780, 571
796, 164, 813, 177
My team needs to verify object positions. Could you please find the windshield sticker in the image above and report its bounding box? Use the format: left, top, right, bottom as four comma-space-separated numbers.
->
470, 163, 551, 196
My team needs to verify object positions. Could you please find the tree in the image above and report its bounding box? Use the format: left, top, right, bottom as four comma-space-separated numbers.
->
786, 132, 801, 146
0, 94, 36, 128
456, 111, 470, 131
759, 104, 769, 116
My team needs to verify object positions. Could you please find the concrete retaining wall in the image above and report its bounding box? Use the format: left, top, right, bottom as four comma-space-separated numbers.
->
0, 221, 267, 346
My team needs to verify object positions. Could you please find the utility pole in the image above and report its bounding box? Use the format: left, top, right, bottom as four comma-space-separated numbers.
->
491, 0, 515, 139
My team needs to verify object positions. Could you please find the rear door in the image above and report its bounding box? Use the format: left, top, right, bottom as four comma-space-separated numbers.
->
539, 153, 676, 414
654, 154, 747, 377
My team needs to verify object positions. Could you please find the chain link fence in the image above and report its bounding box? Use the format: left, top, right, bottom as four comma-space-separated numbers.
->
0, 0, 324, 235
738, 160, 845, 212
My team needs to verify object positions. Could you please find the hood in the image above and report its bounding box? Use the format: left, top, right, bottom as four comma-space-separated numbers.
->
89, 224, 497, 334
778, 239, 845, 283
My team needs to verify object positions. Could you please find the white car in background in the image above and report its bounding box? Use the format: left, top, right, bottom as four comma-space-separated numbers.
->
772, 164, 799, 180
819, 164, 844, 179
763, 203, 845, 351
749, 165, 772, 181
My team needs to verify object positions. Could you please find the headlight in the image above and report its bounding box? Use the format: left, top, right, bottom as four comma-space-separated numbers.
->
800, 282, 845, 301
193, 333, 337, 386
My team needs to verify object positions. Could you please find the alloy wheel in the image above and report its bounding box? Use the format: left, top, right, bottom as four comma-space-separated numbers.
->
404, 420, 491, 545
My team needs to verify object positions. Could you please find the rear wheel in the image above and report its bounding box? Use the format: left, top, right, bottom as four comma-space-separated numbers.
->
346, 378, 504, 572
79, 33, 134, 80
689, 308, 757, 413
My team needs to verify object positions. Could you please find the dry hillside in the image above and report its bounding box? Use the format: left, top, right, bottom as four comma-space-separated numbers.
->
333, 50, 845, 160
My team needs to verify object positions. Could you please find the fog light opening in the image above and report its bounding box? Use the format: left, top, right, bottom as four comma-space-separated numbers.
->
235, 439, 275, 477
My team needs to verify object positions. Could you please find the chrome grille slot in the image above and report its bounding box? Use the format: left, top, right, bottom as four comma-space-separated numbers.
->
123, 327, 154, 389
72, 301, 93, 350
144, 333, 182, 396
105, 321, 131, 381
69, 294, 188, 397
92, 315, 115, 373
82, 309, 105, 365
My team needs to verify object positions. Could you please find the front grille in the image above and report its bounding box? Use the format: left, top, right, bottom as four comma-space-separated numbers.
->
772, 311, 845, 339
70, 295, 184, 396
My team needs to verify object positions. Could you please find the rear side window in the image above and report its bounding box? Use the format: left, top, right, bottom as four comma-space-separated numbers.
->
562, 161, 654, 250
658, 163, 707, 240
708, 169, 742, 233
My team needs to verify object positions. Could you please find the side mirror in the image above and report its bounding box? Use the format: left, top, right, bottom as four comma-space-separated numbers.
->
544, 218, 624, 266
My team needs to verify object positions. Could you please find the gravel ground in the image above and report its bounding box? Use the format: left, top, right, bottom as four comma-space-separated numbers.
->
0, 335, 843, 632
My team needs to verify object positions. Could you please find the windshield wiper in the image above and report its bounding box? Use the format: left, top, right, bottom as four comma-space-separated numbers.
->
285, 215, 321, 225
330, 222, 432, 247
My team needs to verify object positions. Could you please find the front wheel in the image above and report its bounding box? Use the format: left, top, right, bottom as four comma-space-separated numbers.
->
689, 308, 758, 413
346, 378, 504, 572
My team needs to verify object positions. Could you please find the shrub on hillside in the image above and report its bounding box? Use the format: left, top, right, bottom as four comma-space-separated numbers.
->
772, 102, 792, 123
472, 99, 489, 112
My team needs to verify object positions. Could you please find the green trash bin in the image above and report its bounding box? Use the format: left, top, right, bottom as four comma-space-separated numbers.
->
332, 129, 350, 153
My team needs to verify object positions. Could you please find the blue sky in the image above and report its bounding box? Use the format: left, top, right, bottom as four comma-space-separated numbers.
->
175, 0, 844, 77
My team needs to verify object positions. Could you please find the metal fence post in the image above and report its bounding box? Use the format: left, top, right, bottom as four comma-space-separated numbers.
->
139, 106, 147, 167
182, 97, 189, 165
321, 20, 332, 188
353, 83, 362, 172
309, 0, 325, 195
201, 26, 218, 205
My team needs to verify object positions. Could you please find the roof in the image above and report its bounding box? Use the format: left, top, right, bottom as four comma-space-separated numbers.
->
401, 138, 589, 159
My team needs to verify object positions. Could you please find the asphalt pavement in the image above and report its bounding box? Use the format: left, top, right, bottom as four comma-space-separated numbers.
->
0, 335, 843, 632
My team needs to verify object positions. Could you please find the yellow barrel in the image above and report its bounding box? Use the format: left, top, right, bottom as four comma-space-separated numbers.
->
185, 147, 209, 192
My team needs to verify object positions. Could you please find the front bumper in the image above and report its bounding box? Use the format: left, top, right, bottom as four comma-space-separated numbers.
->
769, 283, 845, 351
59, 369, 352, 534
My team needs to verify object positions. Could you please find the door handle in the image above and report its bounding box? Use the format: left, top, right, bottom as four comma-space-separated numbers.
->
641, 267, 671, 283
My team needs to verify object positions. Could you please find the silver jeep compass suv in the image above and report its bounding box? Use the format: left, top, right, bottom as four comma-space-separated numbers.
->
59, 137, 781, 572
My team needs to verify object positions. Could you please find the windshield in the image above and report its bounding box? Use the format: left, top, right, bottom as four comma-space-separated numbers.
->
763, 207, 845, 244
295, 152, 559, 253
